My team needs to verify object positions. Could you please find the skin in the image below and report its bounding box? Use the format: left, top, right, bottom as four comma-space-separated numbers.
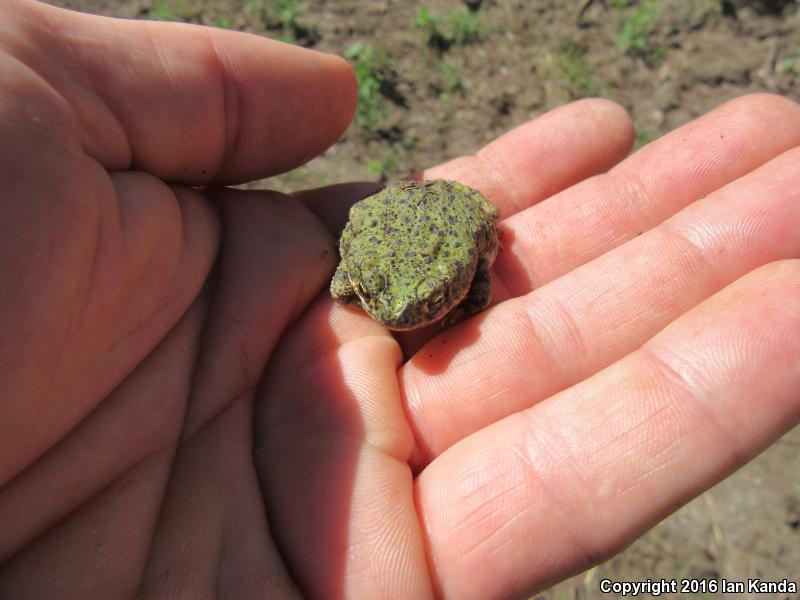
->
331, 179, 500, 331
1, 1, 799, 599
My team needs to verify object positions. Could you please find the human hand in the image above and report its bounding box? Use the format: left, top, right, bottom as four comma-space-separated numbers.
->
0, 0, 357, 596
2, 1, 799, 599
266, 91, 800, 599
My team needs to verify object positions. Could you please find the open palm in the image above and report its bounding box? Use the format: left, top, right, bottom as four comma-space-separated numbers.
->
1, 2, 798, 599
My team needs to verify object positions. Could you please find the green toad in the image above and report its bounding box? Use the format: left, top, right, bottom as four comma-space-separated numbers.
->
330, 179, 500, 330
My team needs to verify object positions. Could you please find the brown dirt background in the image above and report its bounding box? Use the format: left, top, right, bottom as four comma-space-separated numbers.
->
43, 0, 800, 598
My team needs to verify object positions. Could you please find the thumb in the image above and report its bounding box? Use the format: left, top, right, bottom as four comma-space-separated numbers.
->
12, 0, 357, 184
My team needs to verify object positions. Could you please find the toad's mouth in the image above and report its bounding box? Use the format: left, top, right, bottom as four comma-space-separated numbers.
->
359, 286, 468, 331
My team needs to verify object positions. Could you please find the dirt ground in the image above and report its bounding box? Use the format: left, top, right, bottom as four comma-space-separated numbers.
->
42, 0, 800, 597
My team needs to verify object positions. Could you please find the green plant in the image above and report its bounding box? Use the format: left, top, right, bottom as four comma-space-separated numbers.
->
634, 127, 658, 148
364, 140, 415, 181
777, 55, 800, 75
244, 0, 265, 14
253, 0, 316, 44
555, 38, 596, 98
448, 9, 480, 45
366, 154, 398, 180
414, 7, 447, 50
616, 0, 662, 56
287, 166, 307, 183
213, 15, 232, 29
142, 0, 179, 21
648, 43, 667, 62
414, 7, 435, 32
414, 7, 481, 51
345, 42, 398, 132
272, 0, 304, 34
437, 60, 462, 101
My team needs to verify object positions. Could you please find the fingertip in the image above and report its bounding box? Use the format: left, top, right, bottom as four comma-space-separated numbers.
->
204, 30, 360, 183
723, 91, 800, 117
714, 93, 800, 145
575, 97, 635, 152
322, 51, 359, 125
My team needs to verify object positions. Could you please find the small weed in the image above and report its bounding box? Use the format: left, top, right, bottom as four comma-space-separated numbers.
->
414, 7, 481, 52
272, 0, 305, 39
366, 154, 398, 180
213, 15, 232, 29
345, 42, 401, 133
448, 9, 481, 45
287, 167, 307, 182
634, 128, 658, 148
437, 60, 462, 101
555, 38, 596, 98
414, 7, 448, 50
142, 0, 179, 21
244, 0, 265, 14
364, 141, 414, 181
777, 55, 800, 75
249, 0, 317, 45
413, 6, 432, 27
649, 43, 667, 62
616, 0, 663, 58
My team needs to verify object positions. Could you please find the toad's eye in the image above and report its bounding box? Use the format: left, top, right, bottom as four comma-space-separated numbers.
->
414, 277, 438, 301
359, 268, 386, 295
